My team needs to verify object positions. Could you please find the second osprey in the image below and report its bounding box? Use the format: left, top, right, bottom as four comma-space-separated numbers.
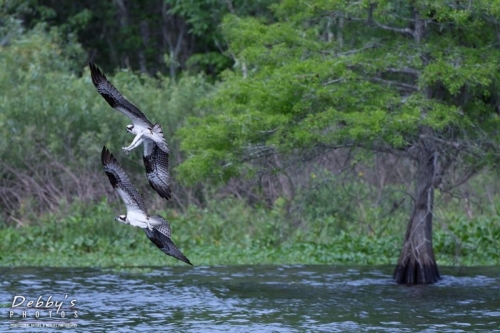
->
89, 63, 172, 200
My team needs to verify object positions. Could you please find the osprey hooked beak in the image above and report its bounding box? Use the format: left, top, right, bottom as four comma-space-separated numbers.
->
126, 125, 134, 134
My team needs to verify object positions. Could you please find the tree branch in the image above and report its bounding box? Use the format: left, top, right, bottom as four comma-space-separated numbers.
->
418, 134, 461, 149
322, 142, 411, 159
343, 43, 379, 55
365, 143, 410, 159
384, 67, 421, 76
322, 78, 344, 86
371, 77, 418, 91
372, 20, 415, 37
367, 4, 415, 37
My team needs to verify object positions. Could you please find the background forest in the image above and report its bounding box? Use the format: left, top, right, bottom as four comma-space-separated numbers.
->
1, 0, 500, 271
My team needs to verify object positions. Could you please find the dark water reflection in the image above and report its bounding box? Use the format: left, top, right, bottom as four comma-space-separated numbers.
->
1, 265, 499, 332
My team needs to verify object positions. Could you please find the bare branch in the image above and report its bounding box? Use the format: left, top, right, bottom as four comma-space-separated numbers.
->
418, 134, 461, 149
322, 78, 344, 86
364, 143, 410, 159
373, 20, 415, 37
440, 167, 482, 194
332, 43, 378, 56
322, 142, 411, 159
384, 67, 421, 76
241, 145, 277, 163
371, 77, 418, 91
367, 4, 415, 37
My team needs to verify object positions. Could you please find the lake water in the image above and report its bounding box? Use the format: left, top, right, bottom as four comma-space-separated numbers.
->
1, 265, 499, 332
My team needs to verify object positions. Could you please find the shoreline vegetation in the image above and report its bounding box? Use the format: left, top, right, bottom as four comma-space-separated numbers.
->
1, 198, 498, 268
2, 2, 500, 275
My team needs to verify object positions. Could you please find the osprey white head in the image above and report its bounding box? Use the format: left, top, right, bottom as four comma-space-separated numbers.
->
115, 214, 127, 224
126, 124, 135, 134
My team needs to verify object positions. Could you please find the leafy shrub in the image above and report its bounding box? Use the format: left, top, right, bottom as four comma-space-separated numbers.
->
0, 19, 212, 221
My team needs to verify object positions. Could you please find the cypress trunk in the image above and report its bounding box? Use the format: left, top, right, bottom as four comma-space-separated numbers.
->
393, 147, 441, 284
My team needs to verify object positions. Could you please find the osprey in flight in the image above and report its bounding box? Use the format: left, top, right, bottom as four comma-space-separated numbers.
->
89, 63, 171, 200
101, 146, 191, 265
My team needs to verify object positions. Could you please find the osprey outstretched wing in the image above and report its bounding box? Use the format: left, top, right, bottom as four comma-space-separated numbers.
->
144, 215, 192, 265
143, 139, 171, 200
101, 146, 149, 221
91, 63, 172, 200
89, 63, 152, 129
101, 146, 191, 265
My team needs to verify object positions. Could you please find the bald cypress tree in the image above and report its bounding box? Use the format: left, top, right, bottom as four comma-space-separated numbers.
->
179, 0, 500, 284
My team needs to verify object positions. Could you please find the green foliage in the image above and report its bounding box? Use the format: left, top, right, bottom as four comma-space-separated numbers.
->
3, 0, 500, 271
0, 201, 157, 267
434, 214, 500, 265
166, 0, 276, 74
0, 20, 212, 218
1, 195, 498, 267
0, 20, 93, 165
3, 0, 277, 76
178, 0, 500, 184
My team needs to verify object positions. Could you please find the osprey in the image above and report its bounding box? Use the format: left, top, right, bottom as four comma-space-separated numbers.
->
89, 63, 171, 200
101, 146, 191, 265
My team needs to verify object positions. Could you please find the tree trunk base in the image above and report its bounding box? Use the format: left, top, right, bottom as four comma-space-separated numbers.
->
393, 260, 441, 284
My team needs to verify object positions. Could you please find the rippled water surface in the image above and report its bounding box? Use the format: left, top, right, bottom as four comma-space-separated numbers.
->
1, 265, 499, 332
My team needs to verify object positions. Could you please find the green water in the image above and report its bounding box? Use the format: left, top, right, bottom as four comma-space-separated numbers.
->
2, 265, 499, 332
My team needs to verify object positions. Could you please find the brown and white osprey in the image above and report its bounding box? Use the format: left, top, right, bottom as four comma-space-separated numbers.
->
101, 146, 191, 265
89, 63, 171, 200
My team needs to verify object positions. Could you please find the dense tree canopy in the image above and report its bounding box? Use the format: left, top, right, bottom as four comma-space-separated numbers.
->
178, 0, 500, 283
3, 0, 275, 76
180, 0, 500, 181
